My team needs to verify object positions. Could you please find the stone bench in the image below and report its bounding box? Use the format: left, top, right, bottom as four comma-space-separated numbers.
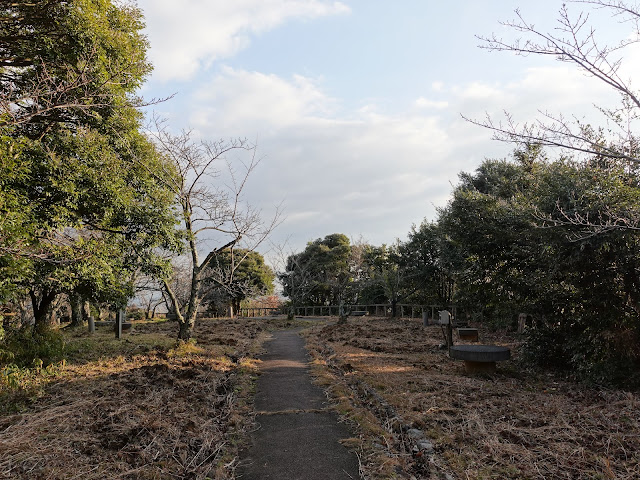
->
94, 320, 132, 331
350, 311, 367, 316
457, 328, 479, 342
449, 344, 511, 374
94, 320, 114, 326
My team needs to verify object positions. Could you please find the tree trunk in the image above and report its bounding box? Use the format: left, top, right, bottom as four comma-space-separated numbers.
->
177, 315, 195, 341
30, 289, 58, 331
69, 293, 83, 328
166, 266, 204, 341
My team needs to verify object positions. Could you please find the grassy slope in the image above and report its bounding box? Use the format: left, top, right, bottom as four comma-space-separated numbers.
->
0, 317, 305, 480
4, 316, 638, 479
304, 317, 640, 480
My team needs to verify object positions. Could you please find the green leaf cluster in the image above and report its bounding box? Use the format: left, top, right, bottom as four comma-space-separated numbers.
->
0, 1, 180, 322
438, 147, 640, 386
280, 233, 352, 306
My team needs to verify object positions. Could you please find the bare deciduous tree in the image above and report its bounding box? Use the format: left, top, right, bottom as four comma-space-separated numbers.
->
271, 240, 318, 320
469, 1, 640, 162
149, 122, 281, 340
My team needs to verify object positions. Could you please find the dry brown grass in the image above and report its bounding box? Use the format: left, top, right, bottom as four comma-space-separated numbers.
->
0, 316, 307, 480
304, 317, 640, 480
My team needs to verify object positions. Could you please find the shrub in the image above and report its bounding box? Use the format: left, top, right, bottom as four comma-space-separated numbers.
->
127, 309, 145, 321
0, 325, 66, 368
522, 317, 640, 389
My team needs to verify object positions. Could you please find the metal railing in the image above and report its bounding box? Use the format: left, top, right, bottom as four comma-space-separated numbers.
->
292, 304, 455, 319
237, 304, 458, 319
239, 307, 283, 317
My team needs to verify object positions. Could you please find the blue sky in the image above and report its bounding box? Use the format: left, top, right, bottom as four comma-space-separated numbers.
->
136, 0, 638, 256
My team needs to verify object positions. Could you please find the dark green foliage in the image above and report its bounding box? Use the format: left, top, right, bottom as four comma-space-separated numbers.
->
281, 229, 450, 315
354, 244, 398, 305
523, 320, 640, 388
0, 0, 180, 324
397, 221, 453, 305
439, 147, 640, 387
280, 233, 352, 306
0, 325, 65, 368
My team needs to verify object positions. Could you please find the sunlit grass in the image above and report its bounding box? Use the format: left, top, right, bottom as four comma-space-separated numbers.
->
0, 315, 300, 479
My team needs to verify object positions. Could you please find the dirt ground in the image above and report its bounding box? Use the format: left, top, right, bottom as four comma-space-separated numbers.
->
304, 317, 640, 480
0, 316, 304, 480
2, 316, 638, 479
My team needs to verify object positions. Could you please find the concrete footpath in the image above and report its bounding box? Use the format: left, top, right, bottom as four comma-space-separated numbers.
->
237, 328, 360, 480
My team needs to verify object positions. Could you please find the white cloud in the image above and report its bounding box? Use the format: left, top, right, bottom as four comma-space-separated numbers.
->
457, 82, 504, 100
183, 68, 476, 249
161, 58, 626, 251
132, 0, 640, 255
138, 0, 350, 82
415, 97, 449, 109
192, 67, 336, 132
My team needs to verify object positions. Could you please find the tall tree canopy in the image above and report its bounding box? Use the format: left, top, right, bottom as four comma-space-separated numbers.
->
280, 233, 352, 307
397, 221, 453, 306
0, 0, 152, 133
0, 0, 179, 326
438, 148, 640, 386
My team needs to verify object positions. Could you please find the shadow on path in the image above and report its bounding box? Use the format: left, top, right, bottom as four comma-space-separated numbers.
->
237, 328, 360, 479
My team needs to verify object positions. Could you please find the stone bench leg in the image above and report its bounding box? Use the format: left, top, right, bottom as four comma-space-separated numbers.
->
464, 360, 496, 374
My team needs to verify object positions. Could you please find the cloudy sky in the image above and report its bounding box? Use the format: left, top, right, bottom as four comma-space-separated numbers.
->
135, 0, 637, 255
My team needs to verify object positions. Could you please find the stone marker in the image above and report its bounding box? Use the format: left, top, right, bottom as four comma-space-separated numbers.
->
88, 316, 95, 334
438, 310, 451, 325
439, 310, 453, 348
115, 309, 124, 339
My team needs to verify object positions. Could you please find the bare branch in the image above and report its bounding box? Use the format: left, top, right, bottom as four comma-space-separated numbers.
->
472, 1, 640, 164
147, 121, 283, 338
